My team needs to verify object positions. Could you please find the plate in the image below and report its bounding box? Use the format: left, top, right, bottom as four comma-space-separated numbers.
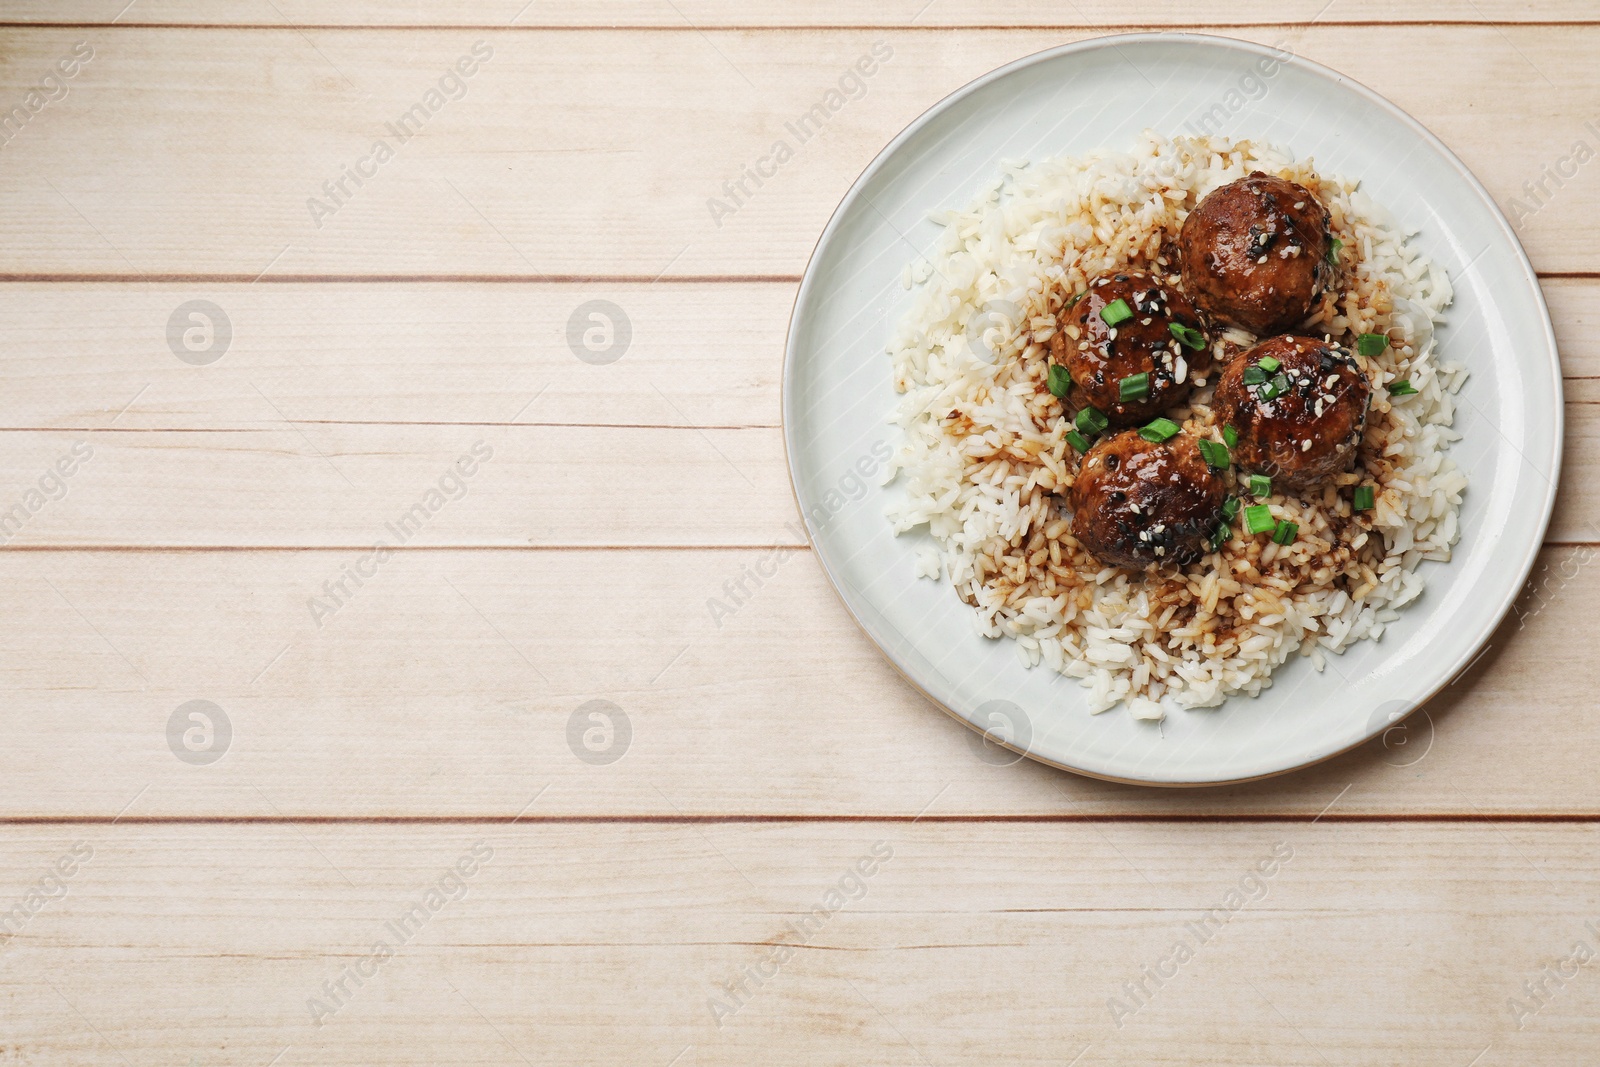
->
781, 33, 1562, 786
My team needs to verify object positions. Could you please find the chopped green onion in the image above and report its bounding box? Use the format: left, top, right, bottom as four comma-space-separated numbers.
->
1388, 379, 1418, 396
1067, 429, 1091, 453
1197, 438, 1231, 469
1139, 417, 1182, 443
1242, 365, 1267, 386
1247, 473, 1272, 498
1047, 363, 1072, 398
1222, 425, 1240, 449
1243, 504, 1276, 535
1169, 322, 1206, 351
1118, 372, 1150, 401
1271, 520, 1300, 546
1353, 485, 1375, 511
1209, 522, 1230, 550
1327, 237, 1343, 265
1221, 496, 1241, 521
1065, 290, 1088, 309
1100, 298, 1134, 326
1257, 355, 1281, 373
1075, 406, 1108, 436
1357, 333, 1390, 357
1260, 372, 1289, 401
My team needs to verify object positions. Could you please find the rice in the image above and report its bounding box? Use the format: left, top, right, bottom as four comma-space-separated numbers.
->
884, 131, 1465, 720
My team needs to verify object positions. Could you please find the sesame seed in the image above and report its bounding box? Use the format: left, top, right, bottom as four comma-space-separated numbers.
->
1175, 357, 1188, 384
1294, 201, 1305, 209
1301, 439, 1312, 452
1141, 317, 1152, 326
1257, 255, 1268, 265
1107, 328, 1118, 341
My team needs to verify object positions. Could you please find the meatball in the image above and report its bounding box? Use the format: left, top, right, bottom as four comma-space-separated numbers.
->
1179, 173, 1333, 336
1070, 430, 1227, 569
1214, 335, 1370, 490
1048, 270, 1207, 427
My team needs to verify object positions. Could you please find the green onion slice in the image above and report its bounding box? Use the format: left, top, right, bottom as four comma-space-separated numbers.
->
1139, 417, 1181, 443
1327, 237, 1343, 265
1118, 372, 1150, 401
1067, 430, 1091, 453
1243, 504, 1275, 535
1388, 379, 1418, 396
1271, 520, 1300, 546
1221, 496, 1241, 521
1257, 355, 1281, 373
1357, 333, 1390, 357
1242, 365, 1267, 386
1353, 485, 1375, 511
1248, 473, 1272, 498
1100, 298, 1134, 326
1209, 523, 1230, 550
1222, 425, 1240, 449
1075, 406, 1108, 435
1047, 363, 1072, 399
1169, 322, 1206, 351
1065, 290, 1088, 309
1197, 438, 1231, 469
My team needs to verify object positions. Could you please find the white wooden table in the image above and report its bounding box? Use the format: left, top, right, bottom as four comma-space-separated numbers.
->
0, 3, 1595, 1063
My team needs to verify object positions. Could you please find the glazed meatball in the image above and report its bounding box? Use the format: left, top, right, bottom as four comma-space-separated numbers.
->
1214, 335, 1370, 490
1048, 270, 1207, 427
1179, 173, 1333, 336
1070, 430, 1228, 569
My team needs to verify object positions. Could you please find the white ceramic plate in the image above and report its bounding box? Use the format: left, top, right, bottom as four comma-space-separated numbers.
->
782, 33, 1562, 786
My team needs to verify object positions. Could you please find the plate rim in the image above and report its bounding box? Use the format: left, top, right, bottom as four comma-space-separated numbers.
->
779, 31, 1565, 788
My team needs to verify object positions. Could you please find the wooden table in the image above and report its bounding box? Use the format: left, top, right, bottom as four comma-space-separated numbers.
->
0, 3, 1595, 1063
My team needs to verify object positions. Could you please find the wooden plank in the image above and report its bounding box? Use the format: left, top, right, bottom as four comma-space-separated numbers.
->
0, 27, 1595, 276
0, 543, 1593, 818
0, 403, 1588, 546
0, 822, 1594, 1064
7, 0, 1597, 26
0, 279, 1593, 431
0, 282, 788, 431
0, 424, 800, 547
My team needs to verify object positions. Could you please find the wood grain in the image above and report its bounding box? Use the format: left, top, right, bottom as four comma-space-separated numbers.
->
0, 543, 1590, 818
0, 26, 1594, 277
0, 822, 1593, 1065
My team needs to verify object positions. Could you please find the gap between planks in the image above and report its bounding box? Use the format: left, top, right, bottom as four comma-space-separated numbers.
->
6, 21, 1600, 30
4, 813, 1600, 825
1, 541, 1597, 551
0, 273, 1597, 283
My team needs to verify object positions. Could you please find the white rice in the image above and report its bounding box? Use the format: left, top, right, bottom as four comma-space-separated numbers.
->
884, 132, 1466, 720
